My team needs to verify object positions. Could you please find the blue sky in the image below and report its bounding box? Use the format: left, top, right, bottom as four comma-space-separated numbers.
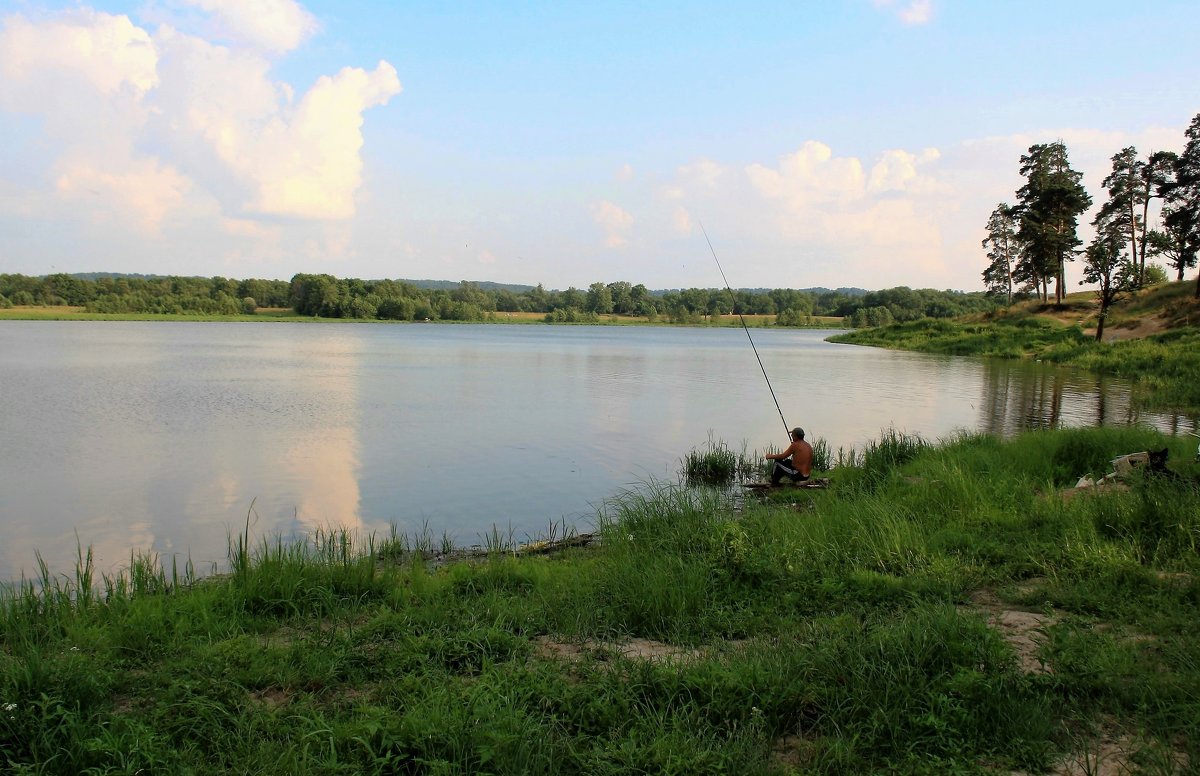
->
1, 0, 1197, 291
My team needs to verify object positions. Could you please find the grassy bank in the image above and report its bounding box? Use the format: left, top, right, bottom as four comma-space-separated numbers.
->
828, 283, 1200, 412
3, 426, 1198, 774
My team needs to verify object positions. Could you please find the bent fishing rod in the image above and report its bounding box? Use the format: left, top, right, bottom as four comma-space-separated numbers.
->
698, 219, 791, 441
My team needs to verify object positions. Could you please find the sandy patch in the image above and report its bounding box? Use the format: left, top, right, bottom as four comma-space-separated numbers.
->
1009, 727, 1190, 776
961, 589, 1057, 675
1101, 314, 1170, 343
534, 635, 704, 664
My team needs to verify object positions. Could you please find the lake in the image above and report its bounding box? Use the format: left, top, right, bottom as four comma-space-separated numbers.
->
1, 321, 1195, 580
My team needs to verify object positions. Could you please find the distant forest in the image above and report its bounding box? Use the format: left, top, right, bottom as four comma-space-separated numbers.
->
0, 272, 996, 327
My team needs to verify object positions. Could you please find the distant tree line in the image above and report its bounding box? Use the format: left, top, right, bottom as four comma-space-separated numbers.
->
0, 272, 995, 327
0, 273, 291, 315
983, 111, 1200, 326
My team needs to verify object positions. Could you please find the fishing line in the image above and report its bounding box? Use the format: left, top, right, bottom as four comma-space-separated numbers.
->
698, 219, 791, 440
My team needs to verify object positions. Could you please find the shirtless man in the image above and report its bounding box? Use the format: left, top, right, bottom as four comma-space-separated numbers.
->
765, 427, 813, 485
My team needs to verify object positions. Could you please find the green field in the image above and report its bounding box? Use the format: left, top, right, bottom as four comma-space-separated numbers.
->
4, 426, 1198, 774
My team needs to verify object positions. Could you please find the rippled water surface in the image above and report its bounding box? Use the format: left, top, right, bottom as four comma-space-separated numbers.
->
1, 321, 1194, 579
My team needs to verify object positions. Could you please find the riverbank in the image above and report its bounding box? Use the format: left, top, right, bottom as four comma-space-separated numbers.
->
0, 306, 845, 329
3, 426, 1198, 774
829, 282, 1200, 413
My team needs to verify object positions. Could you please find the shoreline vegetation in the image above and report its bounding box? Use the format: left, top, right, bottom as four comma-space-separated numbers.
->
829, 280, 1200, 413
4, 427, 1199, 774
0, 272, 994, 327
0, 305, 845, 329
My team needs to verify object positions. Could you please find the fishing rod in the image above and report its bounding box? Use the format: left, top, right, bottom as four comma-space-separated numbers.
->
698, 219, 791, 441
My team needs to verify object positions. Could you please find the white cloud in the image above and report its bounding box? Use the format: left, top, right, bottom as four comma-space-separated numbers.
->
678, 158, 723, 189
0, 11, 157, 101
177, 0, 318, 53
0, 5, 401, 257
248, 62, 402, 218
616, 163, 634, 181
478, 249, 496, 264
873, 0, 934, 26
705, 139, 955, 286
54, 155, 191, 232
591, 200, 634, 248
745, 141, 867, 207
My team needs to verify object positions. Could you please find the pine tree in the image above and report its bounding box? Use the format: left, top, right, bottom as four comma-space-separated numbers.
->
1082, 212, 1133, 342
1162, 113, 1200, 297
1014, 142, 1092, 304
981, 203, 1020, 303
1098, 147, 1145, 285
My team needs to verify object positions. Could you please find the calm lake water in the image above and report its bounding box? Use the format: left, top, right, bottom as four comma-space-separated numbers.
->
1, 321, 1196, 580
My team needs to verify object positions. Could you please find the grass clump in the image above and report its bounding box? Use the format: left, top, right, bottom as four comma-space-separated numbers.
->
680, 436, 758, 486
3, 426, 1200, 773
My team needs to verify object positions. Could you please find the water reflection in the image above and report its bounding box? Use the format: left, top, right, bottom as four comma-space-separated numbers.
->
0, 323, 368, 579
976, 358, 1193, 436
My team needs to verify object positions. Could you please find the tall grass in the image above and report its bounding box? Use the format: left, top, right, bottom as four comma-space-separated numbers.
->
2, 426, 1198, 773
679, 436, 758, 486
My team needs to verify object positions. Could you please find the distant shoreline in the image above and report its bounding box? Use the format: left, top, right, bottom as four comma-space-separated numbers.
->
0, 305, 847, 329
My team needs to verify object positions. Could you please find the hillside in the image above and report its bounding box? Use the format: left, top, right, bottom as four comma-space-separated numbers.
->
973, 281, 1200, 342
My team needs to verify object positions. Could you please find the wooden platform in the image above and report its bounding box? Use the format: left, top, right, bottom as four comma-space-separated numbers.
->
742, 478, 829, 491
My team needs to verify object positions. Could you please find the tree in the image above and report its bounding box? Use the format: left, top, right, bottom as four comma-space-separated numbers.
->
1081, 213, 1133, 342
1097, 147, 1146, 286
1014, 141, 1092, 304
1147, 206, 1199, 282
981, 203, 1021, 303
607, 281, 634, 314
1161, 113, 1200, 297
560, 286, 584, 310
585, 282, 613, 314
1136, 151, 1178, 282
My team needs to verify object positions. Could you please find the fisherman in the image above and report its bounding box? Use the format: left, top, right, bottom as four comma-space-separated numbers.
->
765, 427, 813, 485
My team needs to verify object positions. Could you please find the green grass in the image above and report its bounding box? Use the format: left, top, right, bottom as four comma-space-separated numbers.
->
828, 316, 1090, 359
4, 426, 1200, 773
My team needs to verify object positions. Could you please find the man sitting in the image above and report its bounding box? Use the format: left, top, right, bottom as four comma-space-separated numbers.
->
766, 427, 813, 486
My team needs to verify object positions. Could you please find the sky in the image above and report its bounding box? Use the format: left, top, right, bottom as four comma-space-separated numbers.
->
0, 1, 1197, 292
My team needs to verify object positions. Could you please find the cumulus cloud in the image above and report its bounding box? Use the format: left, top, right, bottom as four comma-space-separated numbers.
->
245, 62, 401, 218
0, 11, 158, 100
591, 200, 634, 248
873, 0, 934, 25
690, 139, 955, 285
746, 141, 866, 205
178, 0, 318, 53
0, 3, 400, 245
55, 155, 192, 232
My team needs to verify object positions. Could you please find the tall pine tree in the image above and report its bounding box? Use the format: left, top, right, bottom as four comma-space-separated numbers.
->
1162, 113, 1200, 297
1014, 142, 1092, 304
981, 203, 1021, 303
1098, 147, 1145, 286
